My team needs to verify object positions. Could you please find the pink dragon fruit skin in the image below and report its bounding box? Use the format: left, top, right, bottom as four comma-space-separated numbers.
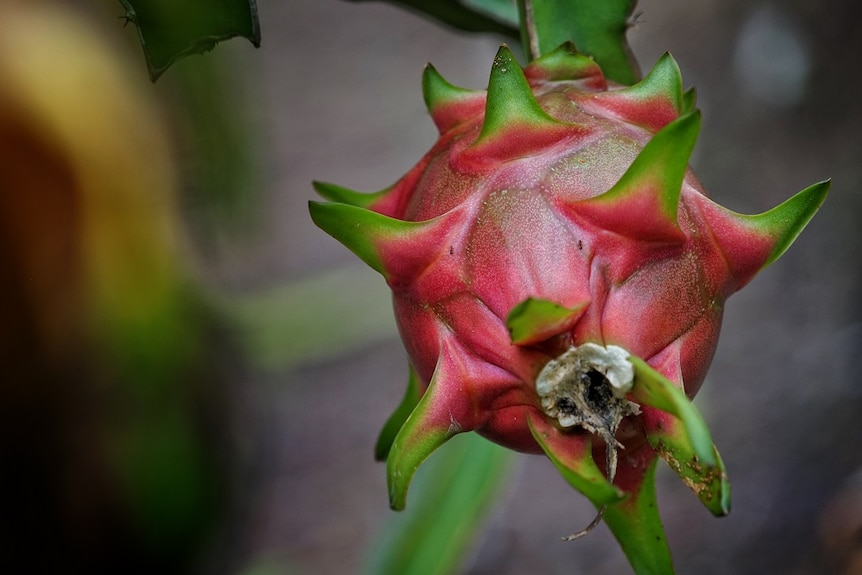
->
309, 43, 827, 564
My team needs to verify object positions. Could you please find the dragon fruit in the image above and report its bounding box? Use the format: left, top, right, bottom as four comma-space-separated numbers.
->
309, 43, 827, 569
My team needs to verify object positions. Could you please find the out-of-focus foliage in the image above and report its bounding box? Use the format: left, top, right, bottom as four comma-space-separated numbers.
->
229, 265, 396, 371
0, 1, 226, 570
363, 433, 514, 575
462, 0, 519, 27
120, 0, 260, 81
342, 0, 519, 39
171, 55, 260, 238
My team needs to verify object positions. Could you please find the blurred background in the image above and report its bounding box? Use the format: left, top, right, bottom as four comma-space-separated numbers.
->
1, 0, 860, 573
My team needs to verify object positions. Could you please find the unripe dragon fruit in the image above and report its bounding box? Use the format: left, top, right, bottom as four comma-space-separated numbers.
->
309, 43, 828, 569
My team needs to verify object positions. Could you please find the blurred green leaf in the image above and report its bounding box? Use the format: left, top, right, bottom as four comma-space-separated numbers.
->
171, 54, 260, 235
226, 265, 398, 370
120, 0, 260, 81
112, 402, 219, 547
364, 433, 514, 575
461, 0, 519, 26
343, 0, 518, 39
517, 0, 639, 83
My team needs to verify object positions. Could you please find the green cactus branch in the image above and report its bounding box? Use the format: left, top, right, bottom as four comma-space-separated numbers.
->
347, 0, 639, 83
517, 0, 640, 82
120, 0, 260, 81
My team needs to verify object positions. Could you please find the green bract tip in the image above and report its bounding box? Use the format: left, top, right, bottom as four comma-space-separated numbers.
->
528, 413, 625, 505
588, 52, 685, 132
422, 63, 485, 133
308, 201, 390, 275
692, 179, 830, 289
748, 179, 831, 267
575, 111, 701, 243
629, 356, 730, 516
479, 45, 563, 140
312, 181, 388, 209
375, 366, 423, 461
386, 343, 465, 510
309, 201, 468, 284
506, 297, 589, 346
525, 41, 604, 84
681, 87, 698, 115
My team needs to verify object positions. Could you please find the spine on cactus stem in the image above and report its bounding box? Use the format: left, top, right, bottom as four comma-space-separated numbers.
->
309, 38, 828, 575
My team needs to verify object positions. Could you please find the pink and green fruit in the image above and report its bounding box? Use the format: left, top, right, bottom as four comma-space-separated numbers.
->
310, 42, 827, 567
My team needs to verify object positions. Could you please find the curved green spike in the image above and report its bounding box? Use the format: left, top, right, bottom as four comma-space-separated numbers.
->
312, 181, 390, 209
589, 52, 684, 132
478, 44, 564, 141
422, 63, 485, 133
309, 201, 465, 281
309, 201, 400, 275
463, 45, 577, 163
602, 449, 675, 575
632, 52, 684, 110
574, 111, 700, 242
387, 355, 463, 511
650, 419, 731, 517
741, 179, 831, 268
628, 356, 715, 466
681, 87, 697, 115
525, 41, 604, 84
375, 365, 423, 461
628, 356, 730, 516
696, 179, 830, 288
506, 297, 589, 346
528, 413, 624, 505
